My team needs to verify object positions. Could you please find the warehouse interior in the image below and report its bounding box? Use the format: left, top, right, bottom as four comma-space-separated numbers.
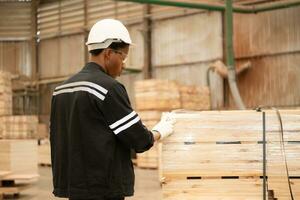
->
0, 0, 299, 199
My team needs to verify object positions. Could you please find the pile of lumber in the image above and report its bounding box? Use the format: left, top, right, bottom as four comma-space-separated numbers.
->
179, 85, 210, 110
0, 71, 40, 198
0, 140, 38, 175
136, 111, 161, 168
37, 123, 49, 139
134, 79, 211, 169
135, 79, 181, 111
135, 79, 211, 111
161, 110, 300, 200
135, 80, 177, 168
0, 140, 38, 197
0, 71, 12, 116
0, 116, 38, 139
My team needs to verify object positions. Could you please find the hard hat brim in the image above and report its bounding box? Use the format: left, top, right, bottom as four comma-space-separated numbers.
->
87, 39, 134, 51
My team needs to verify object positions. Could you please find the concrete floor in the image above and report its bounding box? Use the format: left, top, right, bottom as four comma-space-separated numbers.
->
15, 166, 161, 200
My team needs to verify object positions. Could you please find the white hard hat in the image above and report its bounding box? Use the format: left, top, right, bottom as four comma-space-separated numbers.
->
86, 19, 132, 51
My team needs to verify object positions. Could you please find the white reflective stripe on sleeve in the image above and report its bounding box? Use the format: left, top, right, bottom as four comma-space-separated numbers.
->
55, 81, 108, 94
109, 111, 136, 129
113, 116, 140, 135
53, 86, 105, 100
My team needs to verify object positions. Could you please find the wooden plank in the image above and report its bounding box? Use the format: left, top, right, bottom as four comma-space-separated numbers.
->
0, 171, 11, 179
161, 110, 300, 199
1, 173, 39, 182
162, 179, 300, 200
0, 187, 19, 197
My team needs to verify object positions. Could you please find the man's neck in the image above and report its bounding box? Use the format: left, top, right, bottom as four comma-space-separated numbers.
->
90, 56, 107, 73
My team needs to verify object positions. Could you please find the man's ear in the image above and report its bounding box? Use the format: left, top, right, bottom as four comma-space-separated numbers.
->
104, 48, 112, 60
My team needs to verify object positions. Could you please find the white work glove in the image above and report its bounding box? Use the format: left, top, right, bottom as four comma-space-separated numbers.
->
152, 112, 176, 140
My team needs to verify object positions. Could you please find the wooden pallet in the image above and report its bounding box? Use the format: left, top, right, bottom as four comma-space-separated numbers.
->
162, 178, 300, 200
0, 173, 39, 199
161, 110, 300, 199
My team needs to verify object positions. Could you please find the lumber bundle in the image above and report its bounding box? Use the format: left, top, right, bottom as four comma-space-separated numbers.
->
37, 123, 49, 139
0, 140, 38, 175
0, 71, 12, 116
179, 85, 210, 110
161, 110, 300, 200
134, 79, 211, 169
135, 79, 211, 111
136, 111, 162, 169
135, 79, 181, 111
0, 116, 38, 139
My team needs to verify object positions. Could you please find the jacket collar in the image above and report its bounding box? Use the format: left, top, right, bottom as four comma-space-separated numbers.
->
83, 62, 107, 74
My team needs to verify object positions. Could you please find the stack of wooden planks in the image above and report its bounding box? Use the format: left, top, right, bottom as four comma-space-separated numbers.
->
0, 140, 38, 175
135, 80, 179, 168
161, 110, 300, 200
0, 116, 38, 139
135, 79, 181, 111
134, 79, 211, 169
179, 85, 210, 110
136, 111, 162, 168
37, 123, 49, 139
0, 71, 12, 117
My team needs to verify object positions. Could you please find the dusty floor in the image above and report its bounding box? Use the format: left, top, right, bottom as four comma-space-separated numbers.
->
15, 166, 161, 200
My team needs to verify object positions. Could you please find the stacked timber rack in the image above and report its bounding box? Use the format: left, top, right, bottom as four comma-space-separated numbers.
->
0, 71, 39, 140
135, 79, 180, 169
134, 79, 210, 169
0, 71, 39, 199
0, 116, 38, 139
160, 110, 300, 200
0, 72, 12, 116
0, 140, 39, 199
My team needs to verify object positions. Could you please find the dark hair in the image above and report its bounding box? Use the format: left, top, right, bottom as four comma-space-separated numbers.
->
89, 41, 129, 56
109, 41, 129, 50
89, 49, 104, 56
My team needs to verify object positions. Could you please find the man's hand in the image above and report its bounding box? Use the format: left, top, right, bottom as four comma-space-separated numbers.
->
152, 112, 176, 140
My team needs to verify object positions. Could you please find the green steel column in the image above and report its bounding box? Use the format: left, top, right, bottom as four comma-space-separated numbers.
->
225, 0, 235, 71
225, 0, 246, 109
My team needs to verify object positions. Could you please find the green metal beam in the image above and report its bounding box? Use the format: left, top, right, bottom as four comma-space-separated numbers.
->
117, 0, 225, 11
116, 0, 300, 13
234, 0, 300, 13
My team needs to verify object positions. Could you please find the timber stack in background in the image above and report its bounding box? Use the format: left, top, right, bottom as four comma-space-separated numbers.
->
0, 71, 40, 199
134, 79, 211, 169
160, 110, 300, 200
0, 71, 12, 116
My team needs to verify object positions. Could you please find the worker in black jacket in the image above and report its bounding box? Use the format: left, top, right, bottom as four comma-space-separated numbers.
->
50, 19, 175, 200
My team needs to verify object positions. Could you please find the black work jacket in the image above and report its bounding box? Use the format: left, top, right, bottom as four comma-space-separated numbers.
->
50, 62, 154, 199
